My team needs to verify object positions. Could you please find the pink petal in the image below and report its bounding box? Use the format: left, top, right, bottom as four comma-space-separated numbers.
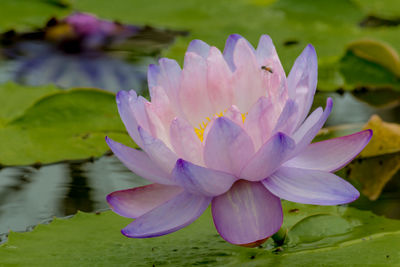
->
204, 117, 255, 175
223, 34, 243, 70
144, 102, 171, 147
169, 117, 203, 165
284, 130, 373, 172
122, 192, 211, 238
256, 35, 288, 104
154, 58, 182, 111
179, 52, 214, 125
255, 35, 283, 68
202, 116, 216, 143
240, 132, 295, 181
287, 44, 318, 129
263, 167, 360, 205
138, 127, 178, 173
244, 97, 275, 149
148, 85, 175, 129
106, 184, 183, 218
187, 39, 210, 59
172, 159, 237, 196
224, 105, 243, 126
206, 46, 234, 112
212, 180, 283, 245
131, 95, 153, 135
290, 98, 333, 158
232, 38, 265, 112
273, 99, 299, 135
105, 137, 174, 185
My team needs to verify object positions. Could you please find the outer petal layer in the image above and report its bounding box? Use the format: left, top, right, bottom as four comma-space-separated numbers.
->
212, 180, 283, 245
284, 130, 373, 172
106, 184, 183, 218
204, 117, 255, 175
263, 167, 360, 205
122, 192, 211, 238
172, 159, 237, 196
138, 127, 178, 173
105, 137, 174, 185
240, 132, 295, 181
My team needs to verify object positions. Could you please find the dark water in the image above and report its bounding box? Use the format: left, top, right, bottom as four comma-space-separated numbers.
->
0, 155, 148, 242
0, 90, 399, 242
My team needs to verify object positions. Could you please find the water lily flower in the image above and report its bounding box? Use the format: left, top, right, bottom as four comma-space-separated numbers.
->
106, 34, 372, 246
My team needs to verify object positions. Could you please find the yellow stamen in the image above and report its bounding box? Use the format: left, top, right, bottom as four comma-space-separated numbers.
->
194, 111, 247, 142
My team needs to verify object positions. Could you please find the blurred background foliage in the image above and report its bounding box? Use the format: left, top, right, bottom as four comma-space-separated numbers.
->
0, 0, 400, 265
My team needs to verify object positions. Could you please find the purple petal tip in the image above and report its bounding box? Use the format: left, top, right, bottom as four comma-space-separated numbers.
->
306, 43, 315, 51
121, 228, 130, 237
326, 97, 333, 109
105, 192, 115, 208
116, 90, 126, 103
228, 34, 242, 41
176, 158, 186, 168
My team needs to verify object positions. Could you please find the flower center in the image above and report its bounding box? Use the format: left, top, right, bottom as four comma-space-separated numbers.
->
194, 111, 247, 142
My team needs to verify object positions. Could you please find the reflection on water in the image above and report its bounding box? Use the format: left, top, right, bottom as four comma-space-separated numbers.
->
0, 12, 186, 92
63, 163, 94, 215
0, 156, 148, 241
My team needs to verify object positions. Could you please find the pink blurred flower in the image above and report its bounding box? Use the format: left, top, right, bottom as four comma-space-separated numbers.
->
106, 34, 372, 246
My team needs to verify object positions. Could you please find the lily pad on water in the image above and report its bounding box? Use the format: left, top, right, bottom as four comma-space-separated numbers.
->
0, 201, 399, 266
0, 83, 134, 166
347, 115, 400, 200
347, 39, 400, 78
359, 115, 400, 157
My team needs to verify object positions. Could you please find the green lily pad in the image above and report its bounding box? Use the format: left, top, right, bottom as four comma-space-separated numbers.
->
0, 82, 58, 127
0, 83, 133, 166
348, 152, 400, 201
0, 201, 399, 266
0, 0, 69, 31
347, 39, 400, 77
339, 51, 400, 91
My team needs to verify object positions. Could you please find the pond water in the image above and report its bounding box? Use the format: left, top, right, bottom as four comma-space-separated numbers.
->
0, 90, 399, 243
0, 155, 148, 242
